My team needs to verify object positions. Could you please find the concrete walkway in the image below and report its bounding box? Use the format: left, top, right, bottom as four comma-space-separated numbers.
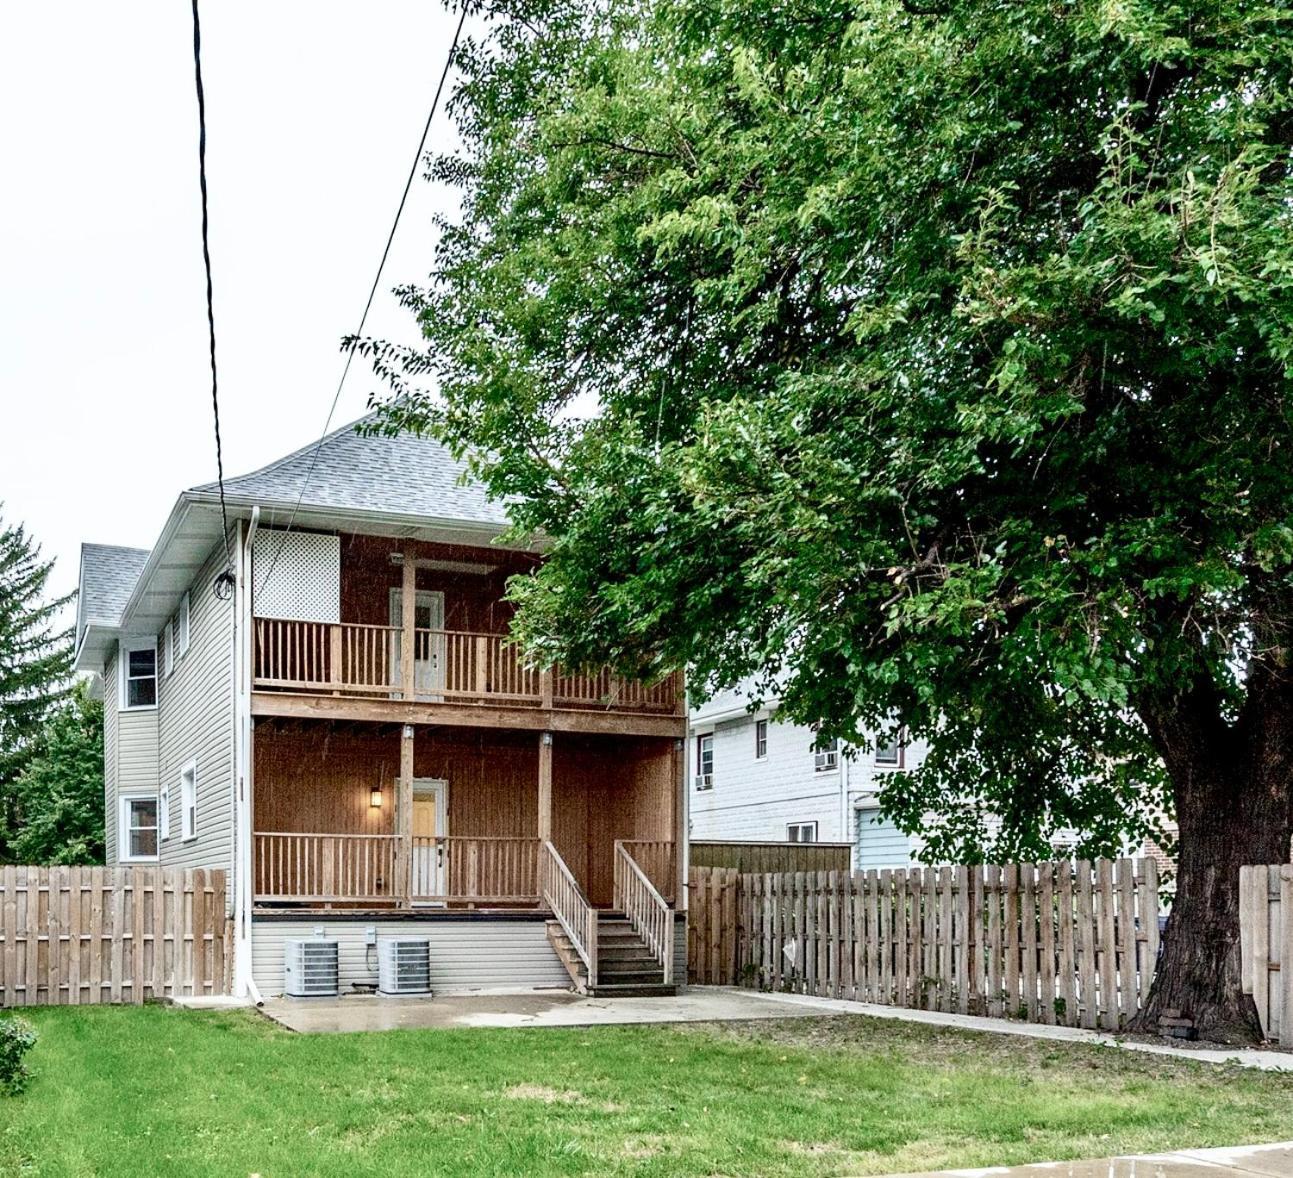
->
734, 990, 1293, 1072
884, 1141, 1293, 1177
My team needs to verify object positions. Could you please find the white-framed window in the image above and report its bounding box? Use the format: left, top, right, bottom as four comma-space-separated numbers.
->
754, 719, 768, 760
875, 732, 905, 768
164, 593, 191, 680
180, 760, 198, 842
119, 641, 157, 710
694, 733, 714, 790
158, 783, 171, 842
788, 821, 818, 843
120, 795, 159, 862
813, 737, 839, 773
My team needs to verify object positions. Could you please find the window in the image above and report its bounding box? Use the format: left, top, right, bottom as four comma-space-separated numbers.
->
788, 821, 818, 843
754, 719, 768, 760
158, 783, 171, 842
120, 642, 157, 709
120, 796, 158, 862
694, 733, 714, 790
164, 594, 191, 679
875, 732, 905, 768
180, 760, 197, 842
813, 737, 839, 772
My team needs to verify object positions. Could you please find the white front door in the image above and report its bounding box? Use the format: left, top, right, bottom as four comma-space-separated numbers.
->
411, 778, 449, 902
389, 589, 446, 699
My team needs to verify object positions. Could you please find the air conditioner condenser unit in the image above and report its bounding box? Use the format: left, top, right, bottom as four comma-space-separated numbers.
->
378, 937, 432, 996
284, 938, 339, 997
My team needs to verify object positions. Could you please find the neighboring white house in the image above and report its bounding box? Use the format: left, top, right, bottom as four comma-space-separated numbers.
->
689, 686, 929, 870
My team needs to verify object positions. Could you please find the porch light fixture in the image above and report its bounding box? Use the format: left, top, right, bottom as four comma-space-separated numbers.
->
370, 785, 383, 808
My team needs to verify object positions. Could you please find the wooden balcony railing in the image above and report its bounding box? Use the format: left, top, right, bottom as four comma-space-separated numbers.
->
253, 615, 679, 714
254, 832, 399, 904
410, 835, 541, 904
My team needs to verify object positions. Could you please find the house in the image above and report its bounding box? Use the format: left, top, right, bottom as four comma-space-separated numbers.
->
689, 687, 928, 870
74, 418, 687, 999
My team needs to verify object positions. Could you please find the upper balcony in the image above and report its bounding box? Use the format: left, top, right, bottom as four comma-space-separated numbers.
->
249, 530, 683, 736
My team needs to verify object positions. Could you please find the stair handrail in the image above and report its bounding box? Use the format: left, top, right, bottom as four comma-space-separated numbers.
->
613, 840, 673, 986
541, 840, 598, 989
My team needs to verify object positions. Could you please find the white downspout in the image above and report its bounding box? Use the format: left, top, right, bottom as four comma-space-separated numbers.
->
840, 740, 851, 866
232, 515, 257, 999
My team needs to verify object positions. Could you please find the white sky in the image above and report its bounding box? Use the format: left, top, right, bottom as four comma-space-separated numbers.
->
0, 2, 466, 623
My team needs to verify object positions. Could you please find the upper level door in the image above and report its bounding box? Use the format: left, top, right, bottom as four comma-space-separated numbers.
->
389, 589, 446, 699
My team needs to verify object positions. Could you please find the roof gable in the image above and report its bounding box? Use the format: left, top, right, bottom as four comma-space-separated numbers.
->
77, 543, 150, 640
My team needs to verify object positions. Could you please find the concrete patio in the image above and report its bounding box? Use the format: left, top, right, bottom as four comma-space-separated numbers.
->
258, 985, 826, 1033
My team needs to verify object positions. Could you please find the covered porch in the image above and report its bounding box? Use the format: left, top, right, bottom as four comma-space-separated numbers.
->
251, 719, 681, 912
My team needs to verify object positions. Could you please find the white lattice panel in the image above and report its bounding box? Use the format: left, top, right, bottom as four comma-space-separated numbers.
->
251, 529, 340, 622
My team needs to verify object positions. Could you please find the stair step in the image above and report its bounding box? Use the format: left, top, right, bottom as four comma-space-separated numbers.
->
588, 983, 678, 998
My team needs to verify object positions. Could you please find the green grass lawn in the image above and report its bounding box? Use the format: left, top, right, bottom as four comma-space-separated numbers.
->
2, 1007, 1291, 1177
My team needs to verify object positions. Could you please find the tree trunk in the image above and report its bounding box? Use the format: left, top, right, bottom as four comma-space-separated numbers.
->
1131, 681, 1293, 1043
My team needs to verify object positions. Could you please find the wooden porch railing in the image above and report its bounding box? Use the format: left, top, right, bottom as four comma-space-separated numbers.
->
618, 840, 677, 904
254, 618, 399, 695
427, 630, 541, 702
410, 836, 541, 904
253, 615, 678, 713
542, 840, 598, 988
553, 667, 677, 712
614, 841, 673, 985
254, 832, 399, 903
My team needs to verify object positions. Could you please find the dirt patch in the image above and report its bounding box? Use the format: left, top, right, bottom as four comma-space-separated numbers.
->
502, 1083, 585, 1104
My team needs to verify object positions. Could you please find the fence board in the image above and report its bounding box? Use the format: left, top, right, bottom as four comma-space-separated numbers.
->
0, 865, 228, 1007
691, 858, 1158, 1030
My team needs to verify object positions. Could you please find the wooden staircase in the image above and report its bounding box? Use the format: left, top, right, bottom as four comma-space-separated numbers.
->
547, 914, 677, 997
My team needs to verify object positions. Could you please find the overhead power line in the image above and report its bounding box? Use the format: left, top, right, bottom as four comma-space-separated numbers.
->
256, 2, 470, 595
190, 0, 236, 599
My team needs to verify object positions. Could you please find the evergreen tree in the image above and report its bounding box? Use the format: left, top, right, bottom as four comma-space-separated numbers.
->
9, 683, 103, 865
0, 509, 73, 859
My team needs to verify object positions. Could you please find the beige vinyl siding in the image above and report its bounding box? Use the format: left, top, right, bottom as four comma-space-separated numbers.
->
157, 542, 235, 884
103, 652, 118, 863
251, 919, 571, 997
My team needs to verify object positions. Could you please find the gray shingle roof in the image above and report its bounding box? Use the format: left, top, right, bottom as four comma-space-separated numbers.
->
79, 543, 150, 634
193, 415, 510, 526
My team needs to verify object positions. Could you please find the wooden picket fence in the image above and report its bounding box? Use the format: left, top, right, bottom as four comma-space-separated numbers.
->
689, 858, 1161, 1031
1239, 864, 1291, 1043
0, 866, 230, 1007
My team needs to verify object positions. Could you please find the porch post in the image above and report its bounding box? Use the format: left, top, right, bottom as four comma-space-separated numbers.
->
399, 723, 414, 907
537, 731, 553, 843
400, 555, 416, 700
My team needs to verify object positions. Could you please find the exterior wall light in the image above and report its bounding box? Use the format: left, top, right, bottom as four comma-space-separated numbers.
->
370, 785, 383, 808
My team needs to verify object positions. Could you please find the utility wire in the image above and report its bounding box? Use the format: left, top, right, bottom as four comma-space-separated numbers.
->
257, 1, 469, 596
190, 0, 236, 598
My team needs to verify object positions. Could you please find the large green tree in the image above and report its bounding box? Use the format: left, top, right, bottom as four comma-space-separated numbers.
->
9, 684, 104, 866
0, 510, 72, 859
365, 0, 1293, 1039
